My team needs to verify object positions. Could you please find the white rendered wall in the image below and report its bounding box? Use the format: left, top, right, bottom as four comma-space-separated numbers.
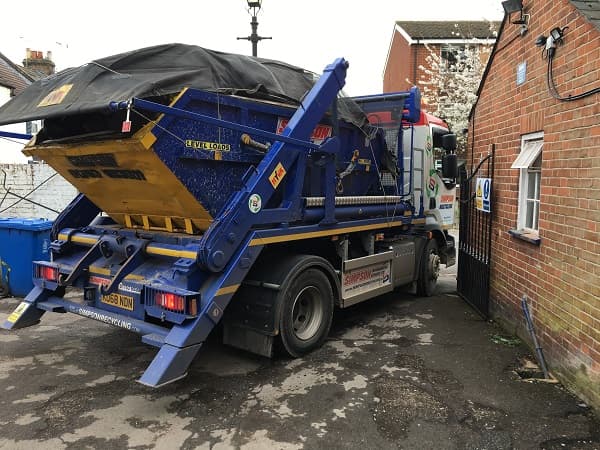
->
0, 86, 30, 164
0, 163, 77, 220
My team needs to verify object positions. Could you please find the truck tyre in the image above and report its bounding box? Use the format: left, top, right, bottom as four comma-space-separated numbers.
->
279, 267, 334, 358
416, 239, 440, 297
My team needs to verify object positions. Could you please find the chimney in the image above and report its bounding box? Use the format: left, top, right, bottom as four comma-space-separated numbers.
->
22, 48, 56, 79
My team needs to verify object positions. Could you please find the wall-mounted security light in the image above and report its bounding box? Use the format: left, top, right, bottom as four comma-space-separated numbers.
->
502, 0, 522, 13
502, 0, 523, 18
502, 0, 529, 35
536, 26, 567, 52
549, 27, 565, 42
537, 25, 600, 101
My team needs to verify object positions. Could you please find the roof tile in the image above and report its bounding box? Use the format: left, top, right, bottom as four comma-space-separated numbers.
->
0, 52, 32, 96
396, 20, 500, 40
570, 0, 600, 31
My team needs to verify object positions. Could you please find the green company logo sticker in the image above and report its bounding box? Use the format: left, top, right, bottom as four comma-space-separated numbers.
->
426, 169, 439, 197
248, 194, 262, 213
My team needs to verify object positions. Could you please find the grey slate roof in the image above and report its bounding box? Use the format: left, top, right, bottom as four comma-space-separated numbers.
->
396, 21, 500, 40
570, 0, 600, 31
0, 52, 32, 96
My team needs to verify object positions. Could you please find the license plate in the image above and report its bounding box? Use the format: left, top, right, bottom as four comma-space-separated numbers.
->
101, 293, 134, 311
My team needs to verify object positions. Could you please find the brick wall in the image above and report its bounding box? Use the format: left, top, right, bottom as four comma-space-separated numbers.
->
0, 163, 77, 220
383, 31, 438, 94
469, 0, 600, 409
382, 30, 492, 112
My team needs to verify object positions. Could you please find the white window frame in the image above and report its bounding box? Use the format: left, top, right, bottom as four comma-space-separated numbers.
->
513, 132, 543, 233
440, 44, 463, 72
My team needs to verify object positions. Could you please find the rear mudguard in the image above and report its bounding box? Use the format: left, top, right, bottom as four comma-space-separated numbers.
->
223, 254, 339, 357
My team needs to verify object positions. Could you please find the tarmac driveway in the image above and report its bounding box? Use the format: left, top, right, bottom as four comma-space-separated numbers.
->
0, 266, 598, 449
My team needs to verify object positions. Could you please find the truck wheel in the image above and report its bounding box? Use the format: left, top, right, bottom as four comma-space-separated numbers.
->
279, 268, 334, 358
416, 239, 440, 297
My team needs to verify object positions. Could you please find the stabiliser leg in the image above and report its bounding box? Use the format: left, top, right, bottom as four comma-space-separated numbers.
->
1, 286, 49, 329
138, 343, 203, 387
138, 237, 264, 387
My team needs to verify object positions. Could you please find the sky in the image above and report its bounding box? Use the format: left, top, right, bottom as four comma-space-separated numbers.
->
0, 0, 503, 162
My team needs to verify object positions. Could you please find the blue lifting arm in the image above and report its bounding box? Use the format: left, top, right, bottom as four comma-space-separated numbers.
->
0, 130, 33, 140
199, 58, 348, 271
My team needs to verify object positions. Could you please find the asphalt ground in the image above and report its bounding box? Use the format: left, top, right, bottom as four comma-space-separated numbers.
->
0, 263, 598, 449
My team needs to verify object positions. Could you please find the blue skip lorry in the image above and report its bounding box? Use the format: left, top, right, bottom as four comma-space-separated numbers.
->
0, 44, 458, 387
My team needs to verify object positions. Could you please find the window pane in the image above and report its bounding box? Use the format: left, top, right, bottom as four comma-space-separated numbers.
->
527, 173, 536, 199
526, 200, 534, 229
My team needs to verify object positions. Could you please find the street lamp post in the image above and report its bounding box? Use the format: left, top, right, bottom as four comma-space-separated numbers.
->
237, 1, 271, 57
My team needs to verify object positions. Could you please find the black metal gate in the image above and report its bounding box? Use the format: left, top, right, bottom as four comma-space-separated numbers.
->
457, 145, 495, 318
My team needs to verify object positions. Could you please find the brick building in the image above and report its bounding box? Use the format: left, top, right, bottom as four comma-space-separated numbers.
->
468, 0, 600, 408
382, 21, 498, 96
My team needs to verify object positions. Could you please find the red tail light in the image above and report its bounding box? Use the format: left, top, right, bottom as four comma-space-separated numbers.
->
40, 266, 58, 282
155, 292, 185, 312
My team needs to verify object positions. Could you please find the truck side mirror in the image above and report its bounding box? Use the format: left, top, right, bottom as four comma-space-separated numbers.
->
442, 153, 458, 179
442, 133, 457, 151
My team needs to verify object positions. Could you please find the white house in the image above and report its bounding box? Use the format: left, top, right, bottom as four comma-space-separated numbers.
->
0, 51, 33, 163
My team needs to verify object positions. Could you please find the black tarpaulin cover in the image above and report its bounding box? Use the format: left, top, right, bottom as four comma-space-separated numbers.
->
0, 43, 367, 129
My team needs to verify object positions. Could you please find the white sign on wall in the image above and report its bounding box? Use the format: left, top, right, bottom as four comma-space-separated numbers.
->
517, 61, 527, 86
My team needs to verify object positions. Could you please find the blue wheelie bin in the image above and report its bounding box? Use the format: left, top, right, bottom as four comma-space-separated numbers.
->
0, 218, 53, 297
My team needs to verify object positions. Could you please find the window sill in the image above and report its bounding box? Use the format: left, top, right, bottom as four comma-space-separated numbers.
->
508, 229, 541, 246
